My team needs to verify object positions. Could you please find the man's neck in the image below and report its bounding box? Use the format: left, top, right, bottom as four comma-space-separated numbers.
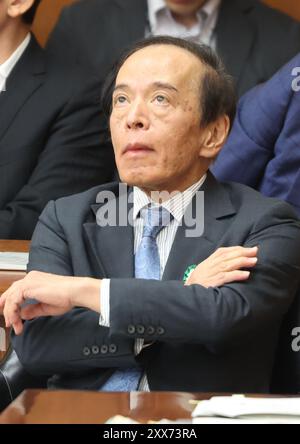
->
0, 23, 29, 65
140, 167, 209, 202
170, 0, 208, 29
171, 12, 199, 29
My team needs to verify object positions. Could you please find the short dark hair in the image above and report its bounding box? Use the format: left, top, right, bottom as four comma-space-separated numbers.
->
101, 36, 237, 129
22, 0, 42, 25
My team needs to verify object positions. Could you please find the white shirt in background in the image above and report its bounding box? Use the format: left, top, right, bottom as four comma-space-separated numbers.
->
147, 0, 221, 48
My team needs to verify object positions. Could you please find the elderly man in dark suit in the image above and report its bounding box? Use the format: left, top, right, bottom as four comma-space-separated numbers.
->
0, 0, 115, 240
46, 0, 300, 96
1, 37, 300, 394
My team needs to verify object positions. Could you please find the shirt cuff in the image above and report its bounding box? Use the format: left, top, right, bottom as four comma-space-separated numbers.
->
99, 278, 110, 327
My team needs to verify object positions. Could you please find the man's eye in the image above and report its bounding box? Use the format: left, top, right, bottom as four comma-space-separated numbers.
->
114, 96, 128, 105
154, 95, 168, 104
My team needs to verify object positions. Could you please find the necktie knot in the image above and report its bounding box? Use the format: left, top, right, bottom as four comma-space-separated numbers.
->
140, 206, 173, 239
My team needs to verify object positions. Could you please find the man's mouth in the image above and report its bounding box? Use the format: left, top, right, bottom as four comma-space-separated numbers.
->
123, 144, 155, 156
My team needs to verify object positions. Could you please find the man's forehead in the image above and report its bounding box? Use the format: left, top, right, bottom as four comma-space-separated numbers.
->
116, 44, 204, 86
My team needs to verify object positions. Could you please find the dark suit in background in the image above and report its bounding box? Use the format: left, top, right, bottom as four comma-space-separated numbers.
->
12, 174, 300, 393
0, 36, 115, 240
46, 0, 300, 96
212, 53, 300, 216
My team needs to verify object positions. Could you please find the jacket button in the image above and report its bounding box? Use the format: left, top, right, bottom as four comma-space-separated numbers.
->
83, 347, 91, 356
109, 344, 117, 354
128, 325, 136, 335
157, 326, 165, 335
147, 326, 155, 335
137, 325, 145, 335
101, 345, 108, 354
92, 345, 99, 355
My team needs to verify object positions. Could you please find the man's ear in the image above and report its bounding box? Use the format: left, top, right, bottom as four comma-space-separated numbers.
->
7, 0, 34, 19
198, 115, 231, 160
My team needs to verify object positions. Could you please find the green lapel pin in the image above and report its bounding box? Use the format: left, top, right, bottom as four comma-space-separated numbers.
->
183, 265, 197, 284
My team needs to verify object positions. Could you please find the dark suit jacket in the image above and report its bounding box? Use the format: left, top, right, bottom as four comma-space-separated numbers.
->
0, 35, 115, 240
212, 53, 300, 217
12, 173, 300, 393
46, 0, 300, 96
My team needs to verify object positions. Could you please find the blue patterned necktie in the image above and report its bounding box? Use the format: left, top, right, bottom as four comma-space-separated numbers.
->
100, 205, 172, 392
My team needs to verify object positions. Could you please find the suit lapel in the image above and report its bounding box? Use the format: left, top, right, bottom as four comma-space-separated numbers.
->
216, 0, 255, 86
0, 36, 45, 142
83, 185, 135, 279
163, 173, 237, 281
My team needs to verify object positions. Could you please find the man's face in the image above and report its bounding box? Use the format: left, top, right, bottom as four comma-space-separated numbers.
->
165, 0, 207, 17
110, 44, 208, 192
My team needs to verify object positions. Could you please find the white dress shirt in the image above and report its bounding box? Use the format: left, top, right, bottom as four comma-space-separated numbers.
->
0, 33, 31, 93
99, 174, 207, 391
147, 0, 221, 48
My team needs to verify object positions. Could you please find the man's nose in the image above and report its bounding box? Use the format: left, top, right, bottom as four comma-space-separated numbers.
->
126, 100, 150, 130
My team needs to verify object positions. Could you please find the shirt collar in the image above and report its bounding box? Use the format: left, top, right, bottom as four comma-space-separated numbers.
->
147, 0, 166, 31
147, 0, 221, 33
133, 174, 207, 223
0, 33, 31, 90
201, 0, 222, 19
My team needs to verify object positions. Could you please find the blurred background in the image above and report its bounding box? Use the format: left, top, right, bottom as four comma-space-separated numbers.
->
32, 0, 300, 47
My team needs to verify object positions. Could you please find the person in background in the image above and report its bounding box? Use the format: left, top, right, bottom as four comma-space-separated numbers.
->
46, 0, 300, 96
0, 0, 115, 240
212, 53, 300, 217
1, 37, 300, 395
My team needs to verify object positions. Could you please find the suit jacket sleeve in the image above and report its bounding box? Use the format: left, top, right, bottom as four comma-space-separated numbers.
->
11, 200, 137, 377
212, 54, 300, 216
108, 202, 300, 354
0, 76, 115, 240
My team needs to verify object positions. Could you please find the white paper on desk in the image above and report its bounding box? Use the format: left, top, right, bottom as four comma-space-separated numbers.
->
0, 252, 29, 271
193, 417, 300, 425
192, 395, 300, 421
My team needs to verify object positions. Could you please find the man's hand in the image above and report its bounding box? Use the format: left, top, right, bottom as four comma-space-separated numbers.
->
185, 246, 258, 288
0, 271, 101, 335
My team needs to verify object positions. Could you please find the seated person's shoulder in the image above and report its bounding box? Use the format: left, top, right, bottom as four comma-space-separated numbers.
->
47, 181, 120, 220
247, 0, 300, 54
250, 0, 299, 26
240, 0, 300, 82
31, 182, 120, 243
43, 52, 101, 98
222, 179, 299, 224
62, 0, 113, 19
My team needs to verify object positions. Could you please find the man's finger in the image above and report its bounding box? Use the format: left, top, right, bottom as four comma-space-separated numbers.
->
216, 246, 258, 263
3, 287, 25, 328
4, 300, 21, 328
21, 303, 47, 320
12, 319, 24, 336
0, 295, 6, 310
0, 289, 10, 309
220, 270, 251, 286
223, 256, 258, 272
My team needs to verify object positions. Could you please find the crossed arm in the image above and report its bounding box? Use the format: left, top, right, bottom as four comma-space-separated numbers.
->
0, 198, 300, 376
0, 246, 258, 336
